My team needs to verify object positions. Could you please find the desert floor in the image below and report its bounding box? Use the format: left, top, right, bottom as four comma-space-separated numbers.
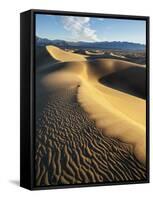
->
35, 45, 146, 186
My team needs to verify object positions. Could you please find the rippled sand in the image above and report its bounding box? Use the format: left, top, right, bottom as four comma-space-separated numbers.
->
35, 45, 146, 186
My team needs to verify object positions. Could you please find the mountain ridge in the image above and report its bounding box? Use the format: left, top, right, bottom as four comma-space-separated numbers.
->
36, 36, 145, 51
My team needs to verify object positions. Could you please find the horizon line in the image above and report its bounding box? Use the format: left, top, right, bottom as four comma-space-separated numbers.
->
36, 35, 146, 45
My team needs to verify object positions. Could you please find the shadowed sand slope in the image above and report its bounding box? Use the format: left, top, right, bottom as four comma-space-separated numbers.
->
36, 46, 58, 70
35, 45, 146, 186
100, 67, 146, 99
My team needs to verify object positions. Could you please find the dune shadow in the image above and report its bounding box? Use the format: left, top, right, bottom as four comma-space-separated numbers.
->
86, 53, 145, 65
100, 67, 146, 99
87, 53, 116, 61
36, 46, 58, 71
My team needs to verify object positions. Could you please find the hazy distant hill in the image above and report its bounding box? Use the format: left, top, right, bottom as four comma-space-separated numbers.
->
36, 36, 145, 51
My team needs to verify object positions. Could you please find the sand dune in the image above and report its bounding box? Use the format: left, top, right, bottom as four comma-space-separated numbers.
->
35, 45, 146, 186
77, 81, 146, 164
41, 46, 146, 165
46, 45, 87, 62
101, 67, 146, 99
36, 46, 58, 70
85, 50, 104, 56
35, 87, 146, 186
110, 52, 126, 59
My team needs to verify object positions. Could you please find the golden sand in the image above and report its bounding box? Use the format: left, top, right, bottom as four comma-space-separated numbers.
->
46, 45, 87, 62
43, 45, 146, 165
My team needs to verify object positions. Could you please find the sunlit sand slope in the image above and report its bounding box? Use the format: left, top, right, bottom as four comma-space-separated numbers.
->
46, 45, 87, 62
35, 45, 146, 186
85, 50, 104, 56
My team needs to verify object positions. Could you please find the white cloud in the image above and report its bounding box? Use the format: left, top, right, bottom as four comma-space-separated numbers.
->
62, 16, 99, 42
98, 18, 105, 21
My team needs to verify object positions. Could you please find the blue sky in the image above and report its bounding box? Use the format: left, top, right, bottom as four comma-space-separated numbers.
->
36, 14, 146, 44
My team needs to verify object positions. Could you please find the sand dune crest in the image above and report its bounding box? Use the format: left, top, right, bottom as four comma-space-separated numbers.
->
46, 45, 87, 62
42, 46, 146, 165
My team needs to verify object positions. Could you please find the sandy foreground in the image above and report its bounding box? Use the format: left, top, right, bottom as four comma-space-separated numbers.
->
35, 45, 146, 186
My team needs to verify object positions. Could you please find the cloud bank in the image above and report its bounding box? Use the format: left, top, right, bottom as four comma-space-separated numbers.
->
62, 16, 99, 42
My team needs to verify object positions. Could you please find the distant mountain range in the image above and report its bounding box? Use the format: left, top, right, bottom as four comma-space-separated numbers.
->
36, 36, 145, 51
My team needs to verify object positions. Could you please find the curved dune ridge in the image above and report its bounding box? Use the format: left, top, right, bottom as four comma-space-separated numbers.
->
110, 52, 126, 59
85, 50, 104, 56
42, 46, 146, 165
35, 45, 146, 186
46, 45, 87, 62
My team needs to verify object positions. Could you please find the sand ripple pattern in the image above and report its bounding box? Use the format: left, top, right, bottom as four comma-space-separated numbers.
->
35, 87, 146, 186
